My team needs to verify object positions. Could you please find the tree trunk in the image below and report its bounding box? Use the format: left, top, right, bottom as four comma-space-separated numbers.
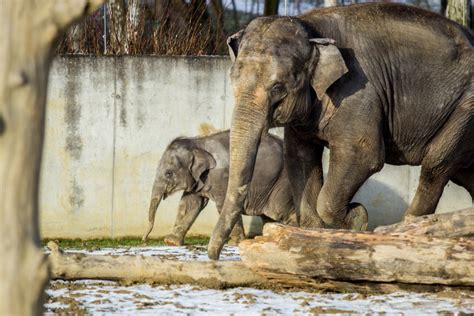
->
68, 23, 86, 54
374, 207, 474, 238
126, 0, 144, 54
210, 0, 225, 50
107, 0, 127, 54
264, 0, 280, 15
230, 0, 239, 29
47, 242, 471, 294
446, 0, 471, 27
239, 223, 474, 286
47, 242, 266, 288
0, 1, 103, 315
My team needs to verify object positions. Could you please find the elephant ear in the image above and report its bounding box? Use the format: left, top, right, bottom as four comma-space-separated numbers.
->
189, 149, 216, 191
309, 38, 348, 100
227, 29, 244, 62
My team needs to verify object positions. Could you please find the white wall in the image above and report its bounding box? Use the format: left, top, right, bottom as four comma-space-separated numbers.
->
40, 56, 472, 238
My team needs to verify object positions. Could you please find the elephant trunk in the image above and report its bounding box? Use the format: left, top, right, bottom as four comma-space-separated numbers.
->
208, 99, 267, 259
142, 183, 165, 241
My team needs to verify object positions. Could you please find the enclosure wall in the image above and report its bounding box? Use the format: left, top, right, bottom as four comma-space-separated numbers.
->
40, 56, 472, 239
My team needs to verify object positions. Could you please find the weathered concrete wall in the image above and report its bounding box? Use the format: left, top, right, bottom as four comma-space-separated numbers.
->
40, 56, 472, 239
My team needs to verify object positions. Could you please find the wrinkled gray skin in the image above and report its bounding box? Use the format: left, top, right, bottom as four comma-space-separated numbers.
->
208, 3, 474, 259
142, 131, 297, 246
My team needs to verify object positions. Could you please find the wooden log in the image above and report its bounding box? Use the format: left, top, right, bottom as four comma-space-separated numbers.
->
47, 242, 471, 294
47, 242, 266, 288
374, 207, 474, 238
239, 223, 474, 286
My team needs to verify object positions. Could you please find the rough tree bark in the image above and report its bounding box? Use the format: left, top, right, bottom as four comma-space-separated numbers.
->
126, 0, 144, 54
446, 0, 471, 27
239, 223, 474, 286
107, 0, 127, 54
374, 207, 474, 238
68, 23, 86, 54
0, 1, 104, 315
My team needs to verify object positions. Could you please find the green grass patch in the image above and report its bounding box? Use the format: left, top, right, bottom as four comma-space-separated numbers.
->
42, 236, 210, 250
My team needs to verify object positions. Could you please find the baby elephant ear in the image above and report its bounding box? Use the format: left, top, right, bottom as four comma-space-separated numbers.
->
190, 149, 216, 191
227, 29, 244, 62
309, 38, 348, 100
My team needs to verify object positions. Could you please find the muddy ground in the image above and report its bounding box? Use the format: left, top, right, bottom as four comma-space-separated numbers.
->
44, 245, 474, 315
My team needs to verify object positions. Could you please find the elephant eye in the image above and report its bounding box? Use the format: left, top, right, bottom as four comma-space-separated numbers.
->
164, 170, 173, 179
271, 82, 286, 96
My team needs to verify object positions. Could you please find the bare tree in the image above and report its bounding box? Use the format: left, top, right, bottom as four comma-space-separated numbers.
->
210, 0, 226, 49
126, 0, 145, 54
68, 23, 86, 54
107, 0, 127, 54
446, 0, 471, 27
0, 1, 104, 315
264, 0, 280, 15
230, 0, 240, 29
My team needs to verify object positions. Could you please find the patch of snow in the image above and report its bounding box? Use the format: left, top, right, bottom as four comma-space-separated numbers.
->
45, 280, 474, 315
45, 246, 474, 315
57, 245, 240, 261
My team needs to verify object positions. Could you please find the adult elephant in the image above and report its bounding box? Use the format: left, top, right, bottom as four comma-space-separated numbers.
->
208, 3, 474, 259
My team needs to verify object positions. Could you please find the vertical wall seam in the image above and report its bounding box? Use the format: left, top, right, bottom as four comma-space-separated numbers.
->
111, 56, 117, 239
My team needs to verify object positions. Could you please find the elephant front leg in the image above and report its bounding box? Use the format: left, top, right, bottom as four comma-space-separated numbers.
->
165, 193, 208, 246
284, 127, 325, 229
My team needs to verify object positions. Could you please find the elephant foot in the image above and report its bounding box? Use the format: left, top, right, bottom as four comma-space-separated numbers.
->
343, 202, 368, 231
164, 235, 184, 246
208, 236, 226, 260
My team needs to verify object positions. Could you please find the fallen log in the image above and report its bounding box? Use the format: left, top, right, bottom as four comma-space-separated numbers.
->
47, 242, 469, 294
374, 207, 474, 238
47, 241, 265, 288
239, 223, 474, 286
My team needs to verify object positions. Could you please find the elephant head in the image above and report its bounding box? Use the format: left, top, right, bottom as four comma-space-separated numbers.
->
208, 17, 348, 259
142, 139, 216, 242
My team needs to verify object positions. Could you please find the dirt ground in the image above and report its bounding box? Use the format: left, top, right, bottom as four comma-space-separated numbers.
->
44, 245, 474, 315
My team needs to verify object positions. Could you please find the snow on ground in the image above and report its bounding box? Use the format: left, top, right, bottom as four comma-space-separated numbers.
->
61, 244, 241, 261
45, 246, 474, 315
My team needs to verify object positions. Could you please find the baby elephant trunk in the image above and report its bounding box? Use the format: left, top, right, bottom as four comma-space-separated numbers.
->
142, 184, 164, 241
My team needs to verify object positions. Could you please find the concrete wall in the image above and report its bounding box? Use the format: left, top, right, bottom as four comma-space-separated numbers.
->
40, 56, 472, 239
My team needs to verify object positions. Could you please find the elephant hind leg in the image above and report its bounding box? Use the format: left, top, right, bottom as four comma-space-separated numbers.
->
451, 166, 474, 201
405, 166, 451, 216
406, 104, 474, 217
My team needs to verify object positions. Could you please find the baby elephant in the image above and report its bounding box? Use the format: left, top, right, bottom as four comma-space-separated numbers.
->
142, 130, 297, 245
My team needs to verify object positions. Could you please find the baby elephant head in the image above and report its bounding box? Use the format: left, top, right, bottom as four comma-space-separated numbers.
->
142, 138, 216, 241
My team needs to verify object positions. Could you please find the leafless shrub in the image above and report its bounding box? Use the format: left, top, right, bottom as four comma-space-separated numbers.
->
57, 10, 104, 55
57, 1, 228, 56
